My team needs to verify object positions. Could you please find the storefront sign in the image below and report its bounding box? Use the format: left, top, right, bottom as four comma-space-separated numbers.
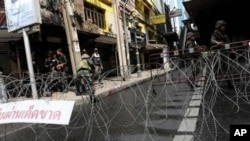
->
4, 0, 41, 32
169, 9, 182, 18
0, 100, 75, 125
150, 14, 166, 25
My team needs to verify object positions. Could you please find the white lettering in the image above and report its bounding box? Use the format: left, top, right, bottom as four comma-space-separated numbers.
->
234, 129, 241, 136
234, 129, 247, 136
241, 129, 247, 136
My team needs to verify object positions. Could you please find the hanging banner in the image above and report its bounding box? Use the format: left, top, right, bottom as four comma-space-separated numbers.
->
4, 0, 41, 32
0, 100, 75, 125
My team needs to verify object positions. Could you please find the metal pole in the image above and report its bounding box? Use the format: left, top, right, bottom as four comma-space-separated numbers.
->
161, 0, 169, 70
16, 45, 22, 79
134, 24, 141, 77
123, 0, 131, 77
22, 28, 38, 99
173, 17, 176, 32
0, 71, 7, 103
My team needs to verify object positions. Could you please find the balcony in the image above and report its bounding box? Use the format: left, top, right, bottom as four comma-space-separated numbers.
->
84, 7, 105, 30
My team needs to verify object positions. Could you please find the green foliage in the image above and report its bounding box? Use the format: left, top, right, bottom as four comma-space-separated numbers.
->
74, 11, 84, 25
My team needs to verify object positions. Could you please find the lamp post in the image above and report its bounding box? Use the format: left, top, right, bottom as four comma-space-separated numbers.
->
129, 13, 141, 78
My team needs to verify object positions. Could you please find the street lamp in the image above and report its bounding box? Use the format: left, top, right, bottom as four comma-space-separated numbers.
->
129, 13, 141, 78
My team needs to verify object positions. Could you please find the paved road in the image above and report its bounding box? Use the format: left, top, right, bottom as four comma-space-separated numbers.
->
194, 80, 250, 141
0, 73, 200, 141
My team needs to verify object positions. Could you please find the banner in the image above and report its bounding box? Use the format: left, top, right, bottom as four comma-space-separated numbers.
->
4, 0, 41, 32
0, 100, 75, 125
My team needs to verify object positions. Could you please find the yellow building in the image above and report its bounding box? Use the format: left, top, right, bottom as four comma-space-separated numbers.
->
84, 0, 115, 35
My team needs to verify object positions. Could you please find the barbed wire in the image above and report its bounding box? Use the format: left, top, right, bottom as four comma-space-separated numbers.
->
0, 46, 250, 141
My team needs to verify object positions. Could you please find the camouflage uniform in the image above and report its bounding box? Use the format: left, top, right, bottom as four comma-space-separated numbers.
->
210, 20, 231, 74
210, 20, 233, 87
185, 32, 202, 89
76, 53, 93, 94
210, 20, 230, 46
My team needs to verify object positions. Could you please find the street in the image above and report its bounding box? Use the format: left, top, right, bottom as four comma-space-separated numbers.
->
0, 72, 198, 141
1, 51, 250, 141
194, 80, 250, 141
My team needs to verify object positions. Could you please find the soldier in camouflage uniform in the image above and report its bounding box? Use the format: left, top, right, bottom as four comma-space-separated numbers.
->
185, 32, 204, 90
210, 20, 235, 87
211, 20, 230, 46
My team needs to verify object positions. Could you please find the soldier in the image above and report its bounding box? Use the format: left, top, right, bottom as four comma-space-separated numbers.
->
91, 48, 103, 84
44, 50, 53, 73
210, 20, 235, 87
185, 32, 204, 90
211, 20, 230, 46
56, 49, 68, 91
76, 49, 93, 94
56, 49, 68, 73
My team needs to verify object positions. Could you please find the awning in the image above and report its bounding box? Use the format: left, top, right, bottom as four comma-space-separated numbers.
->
95, 34, 117, 44
183, 0, 221, 17
146, 44, 168, 50
0, 29, 22, 42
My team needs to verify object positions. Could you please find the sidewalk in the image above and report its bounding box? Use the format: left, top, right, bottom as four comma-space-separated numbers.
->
48, 68, 171, 105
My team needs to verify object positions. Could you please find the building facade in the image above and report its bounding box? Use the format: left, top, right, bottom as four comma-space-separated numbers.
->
0, 0, 168, 78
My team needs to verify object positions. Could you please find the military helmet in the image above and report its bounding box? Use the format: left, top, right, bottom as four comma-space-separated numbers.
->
186, 32, 195, 39
215, 20, 226, 28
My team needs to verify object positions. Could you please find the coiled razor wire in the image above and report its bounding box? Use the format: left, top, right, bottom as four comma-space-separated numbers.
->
0, 48, 250, 141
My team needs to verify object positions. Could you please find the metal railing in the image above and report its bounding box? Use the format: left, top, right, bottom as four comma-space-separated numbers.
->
84, 7, 105, 29
148, 40, 250, 87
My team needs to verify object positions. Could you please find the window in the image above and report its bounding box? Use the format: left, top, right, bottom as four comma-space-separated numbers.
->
84, 2, 105, 29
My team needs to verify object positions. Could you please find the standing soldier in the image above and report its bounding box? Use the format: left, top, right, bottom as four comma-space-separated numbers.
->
44, 50, 53, 73
210, 20, 235, 87
56, 49, 68, 91
185, 32, 204, 90
211, 20, 230, 46
91, 48, 103, 84
56, 49, 68, 73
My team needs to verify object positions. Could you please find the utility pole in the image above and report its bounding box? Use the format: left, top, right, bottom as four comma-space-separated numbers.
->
123, 0, 131, 77
113, 0, 128, 80
61, 0, 81, 76
161, 0, 169, 70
